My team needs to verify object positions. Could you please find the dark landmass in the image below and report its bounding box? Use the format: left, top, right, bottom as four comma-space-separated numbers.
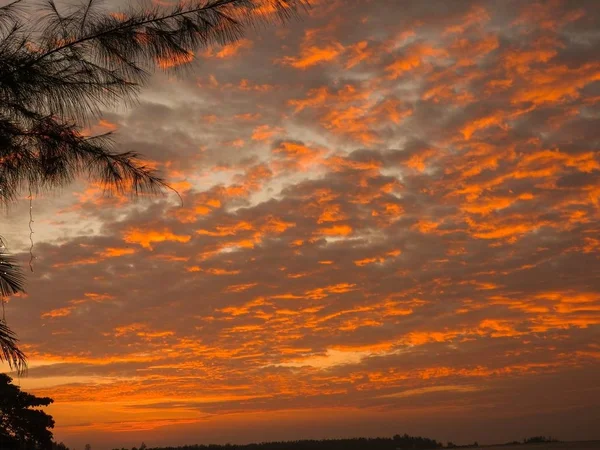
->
111, 434, 442, 450
106, 435, 590, 450
477, 442, 600, 450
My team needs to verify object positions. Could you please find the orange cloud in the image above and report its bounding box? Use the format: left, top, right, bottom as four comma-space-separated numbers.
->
123, 228, 192, 250
252, 125, 284, 141
238, 79, 274, 92
197, 221, 254, 237
317, 204, 347, 223
345, 40, 375, 69
98, 247, 136, 258
216, 39, 253, 58
279, 42, 345, 69
272, 141, 326, 171
318, 224, 353, 236
461, 112, 508, 140
305, 283, 357, 300
224, 283, 258, 293
354, 249, 401, 267
511, 63, 600, 105
289, 84, 372, 113
41, 307, 75, 319
444, 5, 490, 34
156, 51, 194, 69
385, 44, 448, 79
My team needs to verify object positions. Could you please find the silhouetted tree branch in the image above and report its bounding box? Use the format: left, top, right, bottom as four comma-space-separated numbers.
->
0, 245, 26, 373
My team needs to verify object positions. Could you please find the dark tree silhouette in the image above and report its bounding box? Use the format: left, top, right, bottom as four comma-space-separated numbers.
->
0, 373, 55, 449
523, 436, 559, 444
0, 0, 309, 371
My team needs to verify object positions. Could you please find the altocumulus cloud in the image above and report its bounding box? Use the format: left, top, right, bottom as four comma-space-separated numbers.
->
2, 0, 600, 448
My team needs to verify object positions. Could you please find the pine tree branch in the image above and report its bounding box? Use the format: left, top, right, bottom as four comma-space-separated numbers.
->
0, 247, 25, 297
79, 0, 96, 33
0, 320, 27, 374
0, 247, 26, 375
17, 0, 305, 72
0, 319, 27, 374
1, 0, 309, 200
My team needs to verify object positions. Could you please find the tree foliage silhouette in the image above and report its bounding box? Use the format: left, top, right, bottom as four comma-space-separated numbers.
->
0, 373, 55, 450
0, 0, 309, 372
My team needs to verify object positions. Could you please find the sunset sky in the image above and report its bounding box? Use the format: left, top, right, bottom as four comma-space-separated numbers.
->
2, 0, 600, 449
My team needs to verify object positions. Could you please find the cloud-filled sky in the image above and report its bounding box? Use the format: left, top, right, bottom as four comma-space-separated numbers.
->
2, 0, 600, 448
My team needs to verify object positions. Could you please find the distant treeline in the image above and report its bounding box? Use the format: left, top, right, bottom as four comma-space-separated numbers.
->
503, 437, 561, 446
112, 434, 443, 450
86, 434, 563, 450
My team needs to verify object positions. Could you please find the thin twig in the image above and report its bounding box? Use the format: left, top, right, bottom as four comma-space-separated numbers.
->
28, 185, 35, 273
166, 184, 184, 207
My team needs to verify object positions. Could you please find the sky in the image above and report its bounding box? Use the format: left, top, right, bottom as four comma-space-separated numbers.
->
1, 0, 600, 449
